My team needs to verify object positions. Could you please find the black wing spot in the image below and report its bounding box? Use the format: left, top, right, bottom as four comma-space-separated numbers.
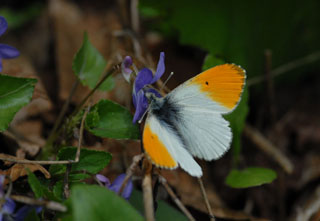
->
205, 81, 209, 85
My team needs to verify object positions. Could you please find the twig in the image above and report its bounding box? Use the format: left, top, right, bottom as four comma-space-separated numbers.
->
118, 153, 144, 196
130, 0, 140, 33
72, 65, 119, 118
63, 164, 71, 198
10, 195, 67, 212
75, 105, 90, 162
0, 106, 90, 166
248, 51, 320, 86
243, 124, 294, 174
0, 157, 73, 165
158, 175, 196, 221
264, 49, 276, 125
46, 80, 80, 150
113, 30, 145, 64
295, 186, 320, 221
40, 64, 119, 159
142, 158, 155, 221
198, 178, 215, 221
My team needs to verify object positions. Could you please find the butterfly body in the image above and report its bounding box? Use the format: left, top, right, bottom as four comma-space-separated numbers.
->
142, 63, 246, 177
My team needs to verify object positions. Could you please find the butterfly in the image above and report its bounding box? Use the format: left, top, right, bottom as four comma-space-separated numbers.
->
132, 54, 246, 177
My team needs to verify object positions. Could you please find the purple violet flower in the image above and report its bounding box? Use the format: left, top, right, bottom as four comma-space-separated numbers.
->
132, 52, 165, 123
0, 16, 20, 73
121, 56, 133, 82
96, 174, 133, 200
0, 175, 42, 221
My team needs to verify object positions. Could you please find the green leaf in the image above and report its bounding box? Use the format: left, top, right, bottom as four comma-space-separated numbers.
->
85, 100, 140, 140
202, 55, 249, 162
202, 54, 225, 70
24, 209, 40, 221
27, 170, 60, 201
70, 184, 143, 221
129, 189, 188, 221
72, 32, 114, 91
225, 167, 277, 188
0, 4, 43, 29
140, 0, 320, 82
53, 181, 64, 200
27, 171, 44, 198
0, 75, 37, 131
49, 146, 111, 181
224, 86, 249, 160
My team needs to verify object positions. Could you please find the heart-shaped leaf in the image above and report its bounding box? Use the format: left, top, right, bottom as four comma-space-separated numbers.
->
0, 74, 37, 131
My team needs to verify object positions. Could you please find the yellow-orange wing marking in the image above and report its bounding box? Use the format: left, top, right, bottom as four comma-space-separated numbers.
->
189, 64, 246, 110
143, 124, 178, 168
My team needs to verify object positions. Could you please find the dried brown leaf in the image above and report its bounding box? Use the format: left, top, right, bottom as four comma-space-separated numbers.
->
0, 155, 50, 185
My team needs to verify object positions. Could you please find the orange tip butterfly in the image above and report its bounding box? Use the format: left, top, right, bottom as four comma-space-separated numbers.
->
142, 63, 246, 177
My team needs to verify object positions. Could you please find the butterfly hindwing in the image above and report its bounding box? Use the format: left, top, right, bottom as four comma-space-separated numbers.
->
175, 107, 232, 160
143, 114, 202, 177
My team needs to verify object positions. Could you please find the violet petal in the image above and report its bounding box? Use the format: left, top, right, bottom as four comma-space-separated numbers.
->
109, 174, 133, 200
2, 198, 16, 214
0, 44, 20, 59
132, 90, 148, 123
134, 68, 153, 94
0, 58, 2, 73
121, 56, 133, 82
96, 174, 111, 187
151, 52, 165, 84
15, 206, 42, 221
0, 16, 8, 37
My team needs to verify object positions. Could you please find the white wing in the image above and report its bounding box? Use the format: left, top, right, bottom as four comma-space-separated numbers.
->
165, 64, 245, 160
174, 106, 232, 160
143, 114, 203, 177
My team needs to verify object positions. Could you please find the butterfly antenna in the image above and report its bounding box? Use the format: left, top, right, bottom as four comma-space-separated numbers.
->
138, 106, 151, 124
160, 71, 174, 91
138, 72, 174, 124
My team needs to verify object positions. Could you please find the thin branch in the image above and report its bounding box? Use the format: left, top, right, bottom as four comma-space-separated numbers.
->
243, 124, 294, 174
72, 64, 120, 118
113, 30, 145, 64
10, 195, 67, 212
63, 164, 71, 198
264, 49, 276, 125
248, 51, 320, 86
46, 80, 80, 149
41, 64, 119, 159
118, 153, 144, 196
142, 158, 155, 221
75, 105, 90, 162
0, 157, 74, 165
158, 175, 196, 221
0, 106, 90, 166
295, 186, 320, 221
130, 0, 140, 33
198, 178, 215, 221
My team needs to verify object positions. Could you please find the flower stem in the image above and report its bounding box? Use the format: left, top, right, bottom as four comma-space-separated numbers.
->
39, 64, 120, 159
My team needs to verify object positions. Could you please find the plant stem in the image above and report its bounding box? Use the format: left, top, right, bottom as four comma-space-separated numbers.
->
40, 64, 119, 159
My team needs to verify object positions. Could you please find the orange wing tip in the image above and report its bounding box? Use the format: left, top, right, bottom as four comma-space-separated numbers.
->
228, 63, 246, 77
191, 63, 246, 110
